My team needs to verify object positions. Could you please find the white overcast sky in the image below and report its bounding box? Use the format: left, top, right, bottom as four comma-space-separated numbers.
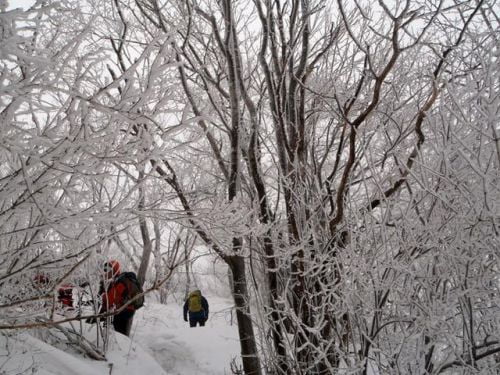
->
7, 0, 35, 10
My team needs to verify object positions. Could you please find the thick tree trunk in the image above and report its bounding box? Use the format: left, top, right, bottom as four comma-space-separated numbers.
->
137, 173, 152, 287
228, 255, 262, 375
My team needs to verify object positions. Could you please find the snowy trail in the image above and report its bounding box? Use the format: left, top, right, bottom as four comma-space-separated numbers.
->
133, 296, 241, 375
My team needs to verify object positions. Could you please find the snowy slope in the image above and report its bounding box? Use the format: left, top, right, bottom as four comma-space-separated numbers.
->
0, 328, 167, 375
0, 296, 241, 375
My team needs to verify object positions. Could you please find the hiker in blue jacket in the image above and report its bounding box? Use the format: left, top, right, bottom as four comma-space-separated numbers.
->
183, 289, 209, 327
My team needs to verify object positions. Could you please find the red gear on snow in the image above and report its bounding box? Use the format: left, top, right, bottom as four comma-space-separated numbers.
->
58, 284, 74, 308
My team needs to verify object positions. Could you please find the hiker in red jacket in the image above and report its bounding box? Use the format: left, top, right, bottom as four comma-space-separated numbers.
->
57, 284, 74, 309
87, 260, 136, 336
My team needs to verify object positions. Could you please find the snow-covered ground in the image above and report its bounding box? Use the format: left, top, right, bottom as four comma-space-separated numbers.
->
0, 296, 241, 374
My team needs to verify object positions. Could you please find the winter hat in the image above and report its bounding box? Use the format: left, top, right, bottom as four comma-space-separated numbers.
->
103, 260, 121, 275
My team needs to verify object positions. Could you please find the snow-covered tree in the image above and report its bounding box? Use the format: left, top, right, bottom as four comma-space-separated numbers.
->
1, 0, 498, 374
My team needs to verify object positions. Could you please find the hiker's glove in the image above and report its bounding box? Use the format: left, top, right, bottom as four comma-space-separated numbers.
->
184, 317, 188, 322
